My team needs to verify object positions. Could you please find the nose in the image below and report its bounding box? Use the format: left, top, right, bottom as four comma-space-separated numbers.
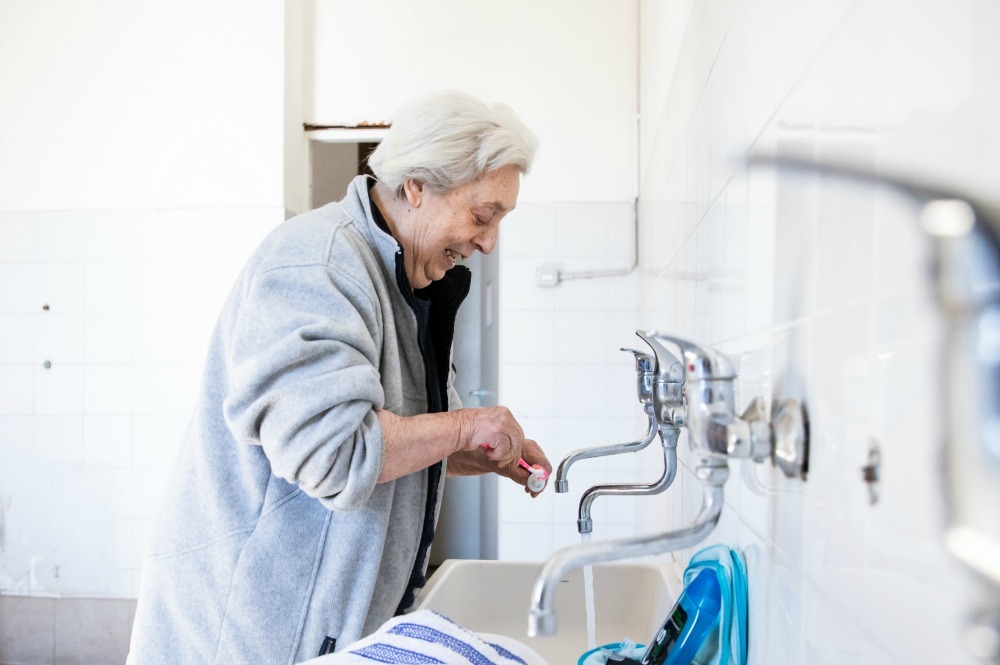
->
475, 227, 499, 254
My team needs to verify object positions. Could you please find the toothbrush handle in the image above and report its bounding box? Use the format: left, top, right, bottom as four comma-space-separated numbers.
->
481, 444, 547, 479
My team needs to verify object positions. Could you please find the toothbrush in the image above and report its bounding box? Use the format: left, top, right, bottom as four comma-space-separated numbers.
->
480, 444, 549, 492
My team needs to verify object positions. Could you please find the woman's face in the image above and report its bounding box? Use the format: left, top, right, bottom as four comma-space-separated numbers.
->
403, 165, 520, 289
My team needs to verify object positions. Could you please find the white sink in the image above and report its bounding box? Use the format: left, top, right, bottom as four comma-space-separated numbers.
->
415, 560, 679, 663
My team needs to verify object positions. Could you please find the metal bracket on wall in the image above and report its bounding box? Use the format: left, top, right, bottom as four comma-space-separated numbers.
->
535, 199, 639, 287
862, 439, 881, 506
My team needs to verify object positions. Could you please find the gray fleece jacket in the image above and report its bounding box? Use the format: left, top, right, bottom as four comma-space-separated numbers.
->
127, 176, 468, 664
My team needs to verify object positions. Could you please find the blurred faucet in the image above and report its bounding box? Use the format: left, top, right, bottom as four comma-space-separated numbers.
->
750, 150, 1000, 661
529, 330, 808, 637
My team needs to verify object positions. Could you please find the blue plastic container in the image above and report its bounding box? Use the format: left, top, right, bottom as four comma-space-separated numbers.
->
641, 568, 722, 665
577, 641, 647, 665
682, 544, 749, 665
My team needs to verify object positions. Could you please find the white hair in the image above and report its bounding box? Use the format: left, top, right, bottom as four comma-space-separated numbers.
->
367, 90, 538, 197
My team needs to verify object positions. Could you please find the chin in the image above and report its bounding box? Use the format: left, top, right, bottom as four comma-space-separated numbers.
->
415, 273, 437, 288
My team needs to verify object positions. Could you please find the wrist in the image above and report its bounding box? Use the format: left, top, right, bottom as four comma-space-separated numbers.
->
451, 408, 473, 454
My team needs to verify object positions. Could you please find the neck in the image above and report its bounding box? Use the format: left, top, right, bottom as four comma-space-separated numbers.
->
371, 180, 418, 284
370, 181, 406, 240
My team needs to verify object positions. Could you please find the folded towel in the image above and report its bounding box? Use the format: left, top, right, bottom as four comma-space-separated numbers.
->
301, 609, 550, 665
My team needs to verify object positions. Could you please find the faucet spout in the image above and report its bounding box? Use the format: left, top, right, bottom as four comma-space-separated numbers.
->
554, 416, 657, 493
577, 426, 680, 533
528, 462, 729, 637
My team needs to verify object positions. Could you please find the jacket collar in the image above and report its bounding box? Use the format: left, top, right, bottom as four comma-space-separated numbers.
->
339, 175, 403, 281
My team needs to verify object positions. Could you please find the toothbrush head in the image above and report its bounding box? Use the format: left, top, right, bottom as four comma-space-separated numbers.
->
526, 466, 548, 493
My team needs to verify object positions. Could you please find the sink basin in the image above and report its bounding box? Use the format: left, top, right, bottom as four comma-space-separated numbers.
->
415, 559, 680, 663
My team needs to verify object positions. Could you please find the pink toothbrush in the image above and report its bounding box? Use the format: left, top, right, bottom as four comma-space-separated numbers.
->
481, 444, 548, 492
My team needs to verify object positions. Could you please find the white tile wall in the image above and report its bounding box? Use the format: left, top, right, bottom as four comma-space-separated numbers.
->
0, 206, 283, 597
628, 0, 989, 662
0, 9, 284, 655
496, 1, 996, 664
497, 201, 647, 558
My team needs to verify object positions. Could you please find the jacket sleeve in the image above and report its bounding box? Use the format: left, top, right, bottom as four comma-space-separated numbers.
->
222, 262, 385, 511
447, 361, 462, 412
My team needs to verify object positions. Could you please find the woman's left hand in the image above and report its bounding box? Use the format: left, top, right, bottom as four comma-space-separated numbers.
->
447, 439, 552, 498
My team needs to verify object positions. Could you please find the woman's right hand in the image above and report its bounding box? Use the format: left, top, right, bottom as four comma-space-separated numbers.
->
456, 406, 525, 468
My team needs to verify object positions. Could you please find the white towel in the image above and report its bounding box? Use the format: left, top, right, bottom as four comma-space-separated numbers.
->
301, 609, 551, 665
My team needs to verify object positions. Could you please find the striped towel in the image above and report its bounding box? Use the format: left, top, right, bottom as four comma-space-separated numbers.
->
301, 609, 550, 665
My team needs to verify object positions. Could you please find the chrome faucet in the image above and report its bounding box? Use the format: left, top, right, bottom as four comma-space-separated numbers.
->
643, 332, 807, 473
553, 417, 657, 495
576, 424, 680, 534
528, 330, 809, 637
554, 345, 677, 494
573, 333, 688, 533
558, 336, 686, 534
635, 330, 687, 428
530, 459, 730, 637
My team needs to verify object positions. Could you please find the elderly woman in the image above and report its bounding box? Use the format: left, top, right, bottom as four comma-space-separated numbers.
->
127, 91, 548, 664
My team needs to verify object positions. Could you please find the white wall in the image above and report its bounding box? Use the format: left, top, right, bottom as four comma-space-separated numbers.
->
0, 1, 284, 211
494, 197, 647, 556
631, 0, 999, 663
0, 0, 285, 597
0, 0, 639, 600
307, 0, 637, 203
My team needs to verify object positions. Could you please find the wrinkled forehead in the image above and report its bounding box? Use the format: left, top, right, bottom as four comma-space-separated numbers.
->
468, 166, 521, 211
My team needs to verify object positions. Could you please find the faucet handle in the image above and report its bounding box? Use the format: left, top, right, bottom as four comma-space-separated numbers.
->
638, 330, 736, 381
634, 331, 685, 382
622, 347, 656, 411
620, 347, 654, 373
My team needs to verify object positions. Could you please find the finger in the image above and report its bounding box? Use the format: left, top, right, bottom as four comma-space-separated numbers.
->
495, 406, 525, 441
483, 434, 513, 465
519, 440, 551, 475
511, 416, 525, 441
501, 433, 525, 466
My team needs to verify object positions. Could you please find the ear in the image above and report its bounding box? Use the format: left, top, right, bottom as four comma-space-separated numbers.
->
403, 179, 424, 208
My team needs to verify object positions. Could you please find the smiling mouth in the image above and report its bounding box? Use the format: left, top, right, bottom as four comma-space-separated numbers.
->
445, 249, 466, 263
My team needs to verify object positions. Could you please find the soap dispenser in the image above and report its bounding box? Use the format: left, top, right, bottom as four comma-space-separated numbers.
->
641, 568, 722, 665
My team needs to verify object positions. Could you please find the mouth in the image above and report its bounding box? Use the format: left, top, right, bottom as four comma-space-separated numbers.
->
444, 249, 466, 267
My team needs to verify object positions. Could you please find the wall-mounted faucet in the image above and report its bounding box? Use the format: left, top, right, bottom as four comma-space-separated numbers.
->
636, 331, 687, 429
528, 330, 809, 637
555, 339, 686, 534
642, 332, 808, 476
554, 346, 676, 494
576, 425, 680, 535
553, 419, 658, 495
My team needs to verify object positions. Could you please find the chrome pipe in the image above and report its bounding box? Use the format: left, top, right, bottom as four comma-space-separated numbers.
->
528, 462, 729, 637
577, 426, 680, 534
553, 416, 657, 493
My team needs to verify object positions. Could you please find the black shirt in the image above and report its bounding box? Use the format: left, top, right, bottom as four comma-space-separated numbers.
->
367, 180, 471, 613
